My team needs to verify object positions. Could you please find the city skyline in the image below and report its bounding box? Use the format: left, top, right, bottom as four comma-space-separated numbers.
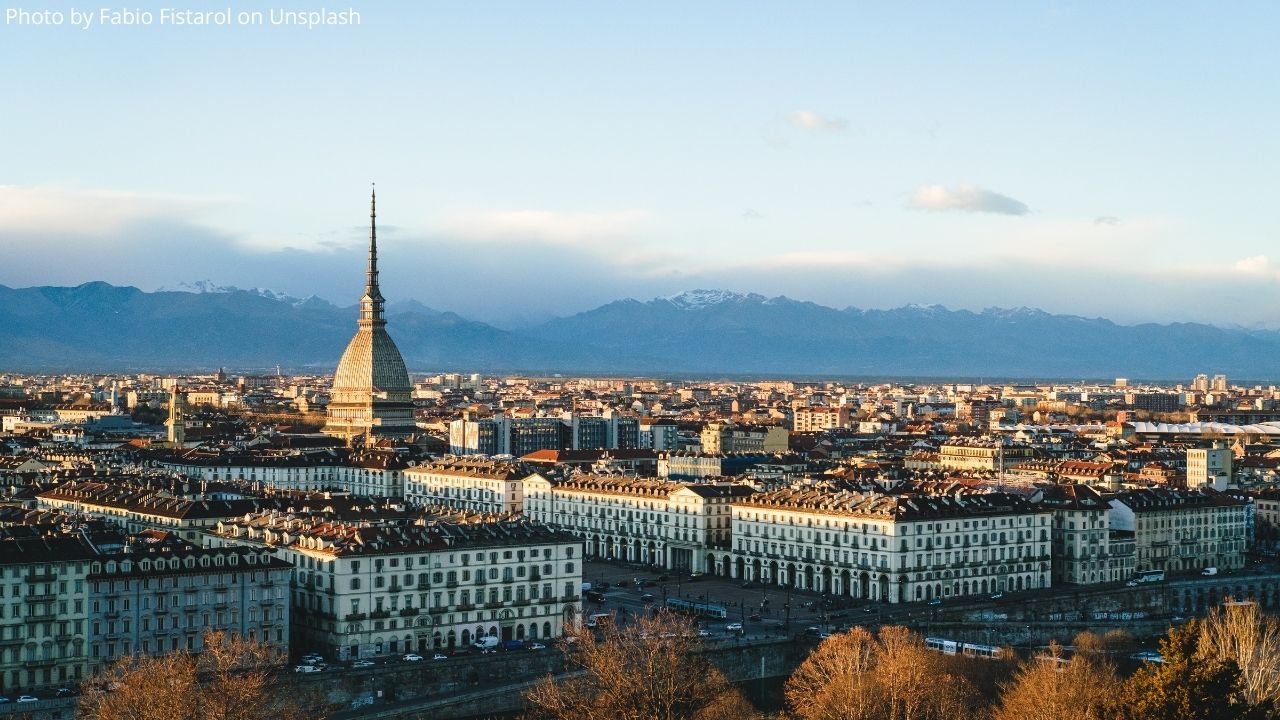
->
3, 2, 1279, 328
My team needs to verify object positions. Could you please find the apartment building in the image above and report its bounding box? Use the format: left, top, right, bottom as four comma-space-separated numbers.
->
728, 489, 1052, 604
1187, 445, 1233, 491
792, 406, 851, 432
938, 438, 1035, 471
0, 533, 93, 694
86, 538, 291, 675
209, 516, 582, 660
522, 474, 754, 574
1037, 484, 1135, 585
1108, 488, 1248, 574
403, 457, 533, 514
700, 421, 789, 454
156, 448, 410, 498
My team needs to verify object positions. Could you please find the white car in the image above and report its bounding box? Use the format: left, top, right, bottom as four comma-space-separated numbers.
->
432, 652, 448, 661
403, 653, 424, 662
725, 622, 743, 632
301, 653, 324, 663
294, 665, 320, 673
697, 630, 712, 638
351, 660, 375, 669
16, 696, 37, 703
527, 643, 546, 650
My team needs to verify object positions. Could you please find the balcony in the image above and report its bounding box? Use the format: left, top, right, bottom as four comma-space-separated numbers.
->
24, 593, 57, 603
483, 601, 504, 609
445, 581, 459, 588
344, 613, 366, 622
24, 613, 56, 623
513, 599, 531, 606
23, 658, 57, 668
560, 594, 579, 602
456, 603, 476, 611
399, 608, 419, 617
24, 573, 55, 583
369, 610, 391, 620
428, 607, 447, 615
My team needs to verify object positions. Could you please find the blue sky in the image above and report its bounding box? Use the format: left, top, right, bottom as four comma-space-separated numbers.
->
1, 1, 1278, 327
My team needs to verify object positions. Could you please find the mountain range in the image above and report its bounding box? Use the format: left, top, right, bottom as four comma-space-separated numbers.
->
1, 282, 1277, 379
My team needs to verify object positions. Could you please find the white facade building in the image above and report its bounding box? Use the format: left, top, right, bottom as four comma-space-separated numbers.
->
727, 488, 1052, 604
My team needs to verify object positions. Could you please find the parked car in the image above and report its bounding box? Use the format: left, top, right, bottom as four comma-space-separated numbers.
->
990, 592, 1005, 601
640, 593, 655, 602
55, 688, 73, 698
432, 652, 449, 661
294, 665, 320, 673
17, 696, 37, 703
0, 696, 10, 704
403, 653, 424, 662
301, 653, 324, 664
688, 572, 705, 580
502, 640, 525, 652
351, 660, 375, 669
748, 613, 762, 621
929, 598, 942, 606
697, 629, 712, 638
725, 622, 743, 632
527, 643, 546, 650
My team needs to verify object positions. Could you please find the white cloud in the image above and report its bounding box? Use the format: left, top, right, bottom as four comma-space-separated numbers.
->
789, 110, 848, 132
0, 185, 229, 237
1094, 215, 1121, 226
908, 184, 1030, 216
434, 209, 649, 246
1234, 255, 1272, 275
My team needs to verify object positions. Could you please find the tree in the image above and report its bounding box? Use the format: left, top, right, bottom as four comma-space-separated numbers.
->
524, 613, 754, 720
994, 642, 1119, 720
1112, 620, 1267, 720
1199, 599, 1280, 709
786, 626, 984, 720
78, 631, 324, 720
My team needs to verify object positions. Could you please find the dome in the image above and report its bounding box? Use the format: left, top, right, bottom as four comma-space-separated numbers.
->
332, 325, 411, 397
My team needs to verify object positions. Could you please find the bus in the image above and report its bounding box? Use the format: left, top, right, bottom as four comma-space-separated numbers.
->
1126, 570, 1165, 586
664, 597, 728, 619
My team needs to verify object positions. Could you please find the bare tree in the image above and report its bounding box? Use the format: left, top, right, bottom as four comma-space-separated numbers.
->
994, 642, 1119, 720
1199, 599, 1280, 708
524, 613, 753, 720
786, 625, 984, 720
78, 631, 323, 720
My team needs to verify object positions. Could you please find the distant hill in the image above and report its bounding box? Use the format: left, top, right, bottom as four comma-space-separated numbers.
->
1, 283, 1278, 379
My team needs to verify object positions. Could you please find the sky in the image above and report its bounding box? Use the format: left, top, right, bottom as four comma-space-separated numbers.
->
1, 1, 1278, 328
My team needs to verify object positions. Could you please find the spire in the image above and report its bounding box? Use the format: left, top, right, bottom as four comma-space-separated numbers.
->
359, 184, 385, 325
366, 184, 381, 298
